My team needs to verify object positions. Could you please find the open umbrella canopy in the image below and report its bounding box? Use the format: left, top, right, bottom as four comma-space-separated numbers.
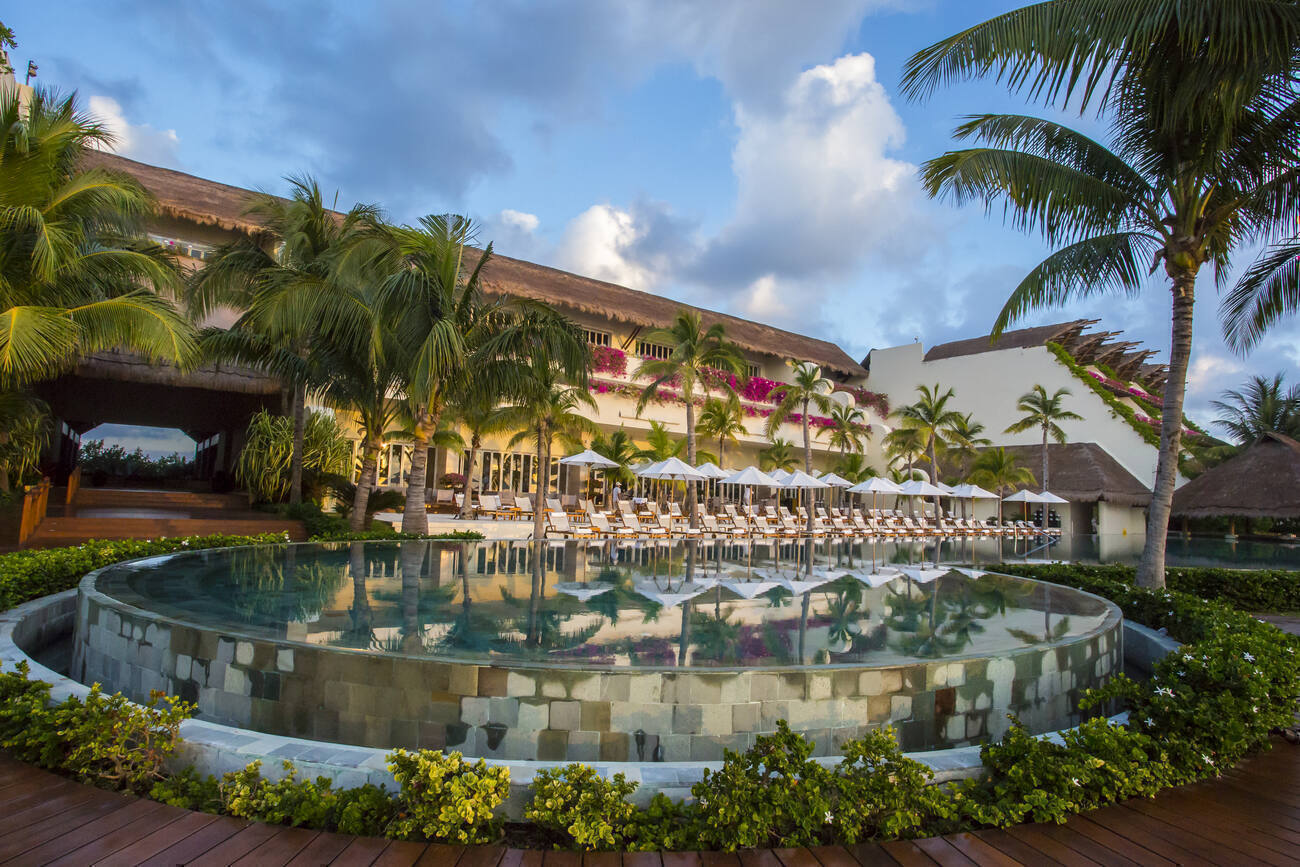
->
694, 461, 731, 479
559, 449, 619, 468
1004, 490, 1044, 503
631, 580, 709, 608
847, 567, 903, 588
848, 477, 902, 494
901, 565, 948, 584
781, 469, 830, 489
717, 577, 781, 598
552, 582, 615, 601
722, 466, 782, 486
934, 481, 956, 494
637, 457, 706, 480
767, 468, 792, 483
1038, 491, 1069, 504
898, 479, 945, 497
950, 483, 999, 499
818, 472, 854, 488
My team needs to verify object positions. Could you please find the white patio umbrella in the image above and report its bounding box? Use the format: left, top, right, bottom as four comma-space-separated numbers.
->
695, 461, 730, 504
848, 476, 902, 518
768, 468, 792, 483
781, 470, 830, 539
901, 565, 948, 584
819, 471, 853, 487
638, 457, 707, 480
721, 466, 781, 487
552, 582, 615, 601
849, 566, 903, 588
1038, 491, 1069, 504
561, 448, 620, 504
898, 478, 945, 519
631, 580, 709, 608
949, 482, 999, 521
718, 576, 781, 598
1004, 489, 1044, 526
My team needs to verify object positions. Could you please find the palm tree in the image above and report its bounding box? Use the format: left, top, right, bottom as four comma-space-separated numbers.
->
766, 361, 834, 473
896, 384, 967, 518
1211, 373, 1300, 445
496, 360, 599, 543
696, 396, 746, 468
636, 420, 686, 463
1004, 386, 1082, 490
0, 88, 193, 390
590, 428, 640, 488
884, 426, 926, 480
939, 413, 991, 482
818, 402, 869, 460
635, 311, 747, 525
969, 447, 1037, 528
758, 437, 798, 473
449, 388, 510, 520
833, 452, 874, 485
904, 2, 1300, 587
191, 176, 378, 504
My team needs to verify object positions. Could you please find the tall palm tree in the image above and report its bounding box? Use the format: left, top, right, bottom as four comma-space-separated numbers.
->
969, 447, 1037, 528
0, 88, 192, 390
759, 437, 798, 472
896, 384, 967, 517
884, 426, 926, 480
496, 360, 599, 543
939, 413, 991, 482
832, 452, 874, 485
636, 420, 686, 463
1211, 373, 1300, 445
590, 428, 640, 488
191, 176, 378, 504
766, 361, 834, 473
635, 311, 747, 525
904, 1, 1300, 587
1004, 386, 1082, 490
695, 396, 746, 468
818, 402, 869, 459
449, 388, 510, 520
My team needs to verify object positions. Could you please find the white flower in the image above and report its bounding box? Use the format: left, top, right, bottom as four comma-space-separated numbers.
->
1252, 706, 1259, 713
1202, 754, 1213, 765
1070, 778, 1081, 787
1144, 717, 1154, 726
1243, 652, 1255, 662
824, 811, 834, 823
1155, 687, 1175, 698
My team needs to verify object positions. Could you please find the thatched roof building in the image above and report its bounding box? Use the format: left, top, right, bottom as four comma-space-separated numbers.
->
968, 442, 1152, 507
83, 151, 866, 377
1172, 432, 1300, 518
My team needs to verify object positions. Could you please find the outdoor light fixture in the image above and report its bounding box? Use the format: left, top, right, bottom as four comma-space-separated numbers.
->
25, 60, 36, 84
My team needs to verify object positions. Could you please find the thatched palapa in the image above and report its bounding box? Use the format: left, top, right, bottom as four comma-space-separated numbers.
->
1172, 432, 1300, 519
967, 442, 1151, 507
74, 350, 281, 395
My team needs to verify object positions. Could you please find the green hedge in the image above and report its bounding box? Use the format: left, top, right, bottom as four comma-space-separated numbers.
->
1, 541, 1297, 851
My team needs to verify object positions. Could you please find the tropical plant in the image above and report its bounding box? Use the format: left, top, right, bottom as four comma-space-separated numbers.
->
938, 412, 990, 482
832, 452, 874, 485
1211, 373, 1300, 445
896, 384, 967, 519
1004, 385, 1082, 490
883, 426, 925, 479
766, 361, 834, 473
695, 396, 746, 468
904, 1, 1300, 587
635, 311, 747, 525
758, 437, 798, 473
190, 176, 380, 505
590, 428, 640, 488
969, 447, 1036, 527
234, 409, 351, 504
0, 394, 48, 491
0, 88, 192, 399
449, 389, 510, 519
818, 402, 869, 458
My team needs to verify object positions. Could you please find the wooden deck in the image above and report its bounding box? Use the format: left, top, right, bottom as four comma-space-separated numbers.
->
0, 743, 1294, 866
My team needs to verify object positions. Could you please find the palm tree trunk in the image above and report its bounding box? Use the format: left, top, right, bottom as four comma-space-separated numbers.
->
403, 417, 433, 536
685, 392, 698, 527
802, 399, 815, 535
459, 435, 480, 519
533, 427, 548, 543
349, 438, 381, 533
1041, 425, 1049, 491
929, 443, 941, 525
1137, 272, 1196, 589
289, 382, 307, 505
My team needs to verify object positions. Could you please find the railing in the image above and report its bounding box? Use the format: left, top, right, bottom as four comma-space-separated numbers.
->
65, 466, 81, 507
18, 479, 50, 546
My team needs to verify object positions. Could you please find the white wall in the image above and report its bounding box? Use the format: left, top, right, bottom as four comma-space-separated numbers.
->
867, 342, 1179, 491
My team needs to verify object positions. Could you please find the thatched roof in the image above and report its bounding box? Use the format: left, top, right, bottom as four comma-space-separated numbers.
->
73, 350, 281, 395
969, 442, 1152, 507
923, 320, 1095, 362
83, 151, 867, 377
1172, 432, 1300, 518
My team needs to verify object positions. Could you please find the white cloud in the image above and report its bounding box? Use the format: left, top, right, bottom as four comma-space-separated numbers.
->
738, 275, 788, 320
87, 95, 181, 167
555, 204, 659, 290
499, 208, 539, 233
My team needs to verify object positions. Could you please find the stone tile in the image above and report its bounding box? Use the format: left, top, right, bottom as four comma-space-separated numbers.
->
567, 730, 600, 762
537, 730, 568, 760
659, 734, 692, 762
487, 697, 519, 727
806, 674, 832, 701
857, 670, 883, 695
732, 702, 761, 733
550, 700, 581, 731
580, 701, 610, 733
477, 668, 508, 697
507, 672, 537, 698
461, 696, 490, 726
600, 732, 630, 762
448, 665, 478, 696
890, 695, 912, 722
672, 705, 703, 734
517, 700, 549, 731
235, 641, 254, 665
600, 676, 630, 702
627, 674, 662, 704
275, 648, 294, 673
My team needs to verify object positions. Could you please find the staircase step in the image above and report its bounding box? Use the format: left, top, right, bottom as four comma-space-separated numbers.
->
26, 517, 306, 547
71, 488, 248, 511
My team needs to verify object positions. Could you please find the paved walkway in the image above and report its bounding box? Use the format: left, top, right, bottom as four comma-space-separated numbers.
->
0, 742, 1295, 865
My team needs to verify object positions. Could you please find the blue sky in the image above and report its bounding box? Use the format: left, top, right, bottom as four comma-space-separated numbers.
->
12, 1, 1297, 454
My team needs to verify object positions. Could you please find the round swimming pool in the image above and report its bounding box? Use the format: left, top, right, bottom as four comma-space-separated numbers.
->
72, 539, 1121, 761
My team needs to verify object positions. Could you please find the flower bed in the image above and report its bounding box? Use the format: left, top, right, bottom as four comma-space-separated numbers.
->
1, 542, 1295, 851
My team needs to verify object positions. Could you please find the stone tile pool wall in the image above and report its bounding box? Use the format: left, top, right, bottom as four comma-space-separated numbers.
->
73, 580, 1122, 761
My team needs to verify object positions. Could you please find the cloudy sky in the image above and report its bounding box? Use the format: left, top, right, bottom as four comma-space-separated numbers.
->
11, 1, 1298, 453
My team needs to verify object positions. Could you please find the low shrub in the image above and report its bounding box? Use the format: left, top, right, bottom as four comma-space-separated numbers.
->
997, 562, 1300, 613
525, 764, 639, 850
150, 767, 222, 812
387, 749, 510, 844
220, 761, 343, 829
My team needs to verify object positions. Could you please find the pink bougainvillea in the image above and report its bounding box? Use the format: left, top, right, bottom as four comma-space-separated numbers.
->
590, 345, 627, 377
832, 385, 890, 417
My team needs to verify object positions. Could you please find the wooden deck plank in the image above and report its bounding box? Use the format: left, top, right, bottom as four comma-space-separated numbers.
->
805, 845, 860, 867
0, 777, 85, 819
500, 848, 544, 867
137, 815, 250, 867
911, 837, 978, 867
737, 850, 780, 867
969, 829, 1063, 867
700, 852, 743, 866
229, 825, 322, 866
1122, 797, 1296, 864
457, 844, 507, 867
1059, 816, 1174, 867
623, 853, 665, 867
284, 831, 356, 867
330, 834, 393, 866
43, 805, 192, 867
371, 838, 432, 867
94, 809, 224, 866
414, 842, 466, 866
660, 853, 704, 867
1108, 801, 1262, 865
772, 847, 821, 867
544, 851, 584, 867
1068, 812, 1215, 867
1155, 786, 1300, 847
938, 833, 1022, 867
1027, 822, 1139, 867
844, 841, 902, 866
184, 821, 283, 866
877, 840, 938, 867
0, 797, 163, 866
583, 851, 624, 867
1002, 825, 1100, 866
0, 787, 130, 862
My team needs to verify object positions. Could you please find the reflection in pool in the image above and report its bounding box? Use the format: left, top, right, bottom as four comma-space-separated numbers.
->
95, 539, 1110, 670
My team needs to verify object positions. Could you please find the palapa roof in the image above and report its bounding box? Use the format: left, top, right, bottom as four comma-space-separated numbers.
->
1172, 432, 1300, 518
969, 442, 1152, 507
74, 350, 281, 395
923, 320, 1095, 362
84, 151, 867, 377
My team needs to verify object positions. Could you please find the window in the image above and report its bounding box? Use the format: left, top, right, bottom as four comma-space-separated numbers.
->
148, 234, 217, 262
637, 340, 673, 360
585, 329, 612, 347
745, 363, 761, 379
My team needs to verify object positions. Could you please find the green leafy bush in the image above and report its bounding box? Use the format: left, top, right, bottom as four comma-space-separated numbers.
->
150, 767, 221, 811
832, 728, 955, 842
387, 749, 510, 844
997, 562, 1300, 613
335, 782, 399, 836
220, 761, 340, 828
524, 764, 638, 850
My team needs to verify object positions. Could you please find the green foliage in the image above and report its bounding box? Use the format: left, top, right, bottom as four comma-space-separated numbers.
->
220, 761, 341, 828
335, 782, 399, 836
78, 439, 194, 482
0, 662, 192, 794
150, 767, 222, 812
524, 764, 639, 850
235, 409, 352, 503
387, 749, 510, 844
